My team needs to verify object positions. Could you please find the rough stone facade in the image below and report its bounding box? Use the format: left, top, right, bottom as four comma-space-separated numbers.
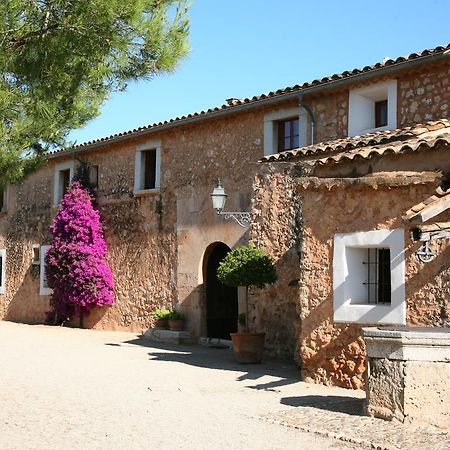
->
0, 49, 449, 381
398, 63, 450, 126
252, 144, 450, 388
0, 110, 265, 333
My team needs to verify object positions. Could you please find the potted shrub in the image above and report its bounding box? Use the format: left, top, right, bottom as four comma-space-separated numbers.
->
168, 310, 184, 331
151, 308, 170, 329
217, 244, 277, 363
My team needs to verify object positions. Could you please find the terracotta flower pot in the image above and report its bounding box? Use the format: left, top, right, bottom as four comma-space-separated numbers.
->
168, 319, 183, 331
230, 332, 265, 364
154, 318, 168, 329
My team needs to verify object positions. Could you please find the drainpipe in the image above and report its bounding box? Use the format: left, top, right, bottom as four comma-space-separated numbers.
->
299, 94, 315, 145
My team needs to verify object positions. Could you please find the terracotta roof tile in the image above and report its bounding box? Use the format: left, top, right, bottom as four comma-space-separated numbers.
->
261, 120, 450, 164
50, 43, 450, 157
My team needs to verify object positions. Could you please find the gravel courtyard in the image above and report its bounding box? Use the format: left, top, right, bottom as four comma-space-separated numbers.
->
0, 321, 359, 450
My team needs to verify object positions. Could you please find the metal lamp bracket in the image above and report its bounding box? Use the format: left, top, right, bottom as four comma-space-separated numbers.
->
416, 241, 436, 263
217, 211, 251, 228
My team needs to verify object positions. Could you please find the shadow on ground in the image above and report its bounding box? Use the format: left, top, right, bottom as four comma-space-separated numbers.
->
106, 337, 301, 391
281, 395, 365, 416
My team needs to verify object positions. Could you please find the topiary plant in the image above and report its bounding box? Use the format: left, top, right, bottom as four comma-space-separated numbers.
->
217, 244, 277, 332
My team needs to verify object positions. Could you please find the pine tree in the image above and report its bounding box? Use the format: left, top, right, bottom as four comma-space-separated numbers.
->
46, 181, 114, 325
0, 0, 190, 188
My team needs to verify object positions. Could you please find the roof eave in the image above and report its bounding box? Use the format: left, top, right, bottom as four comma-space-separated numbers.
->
51, 50, 450, 160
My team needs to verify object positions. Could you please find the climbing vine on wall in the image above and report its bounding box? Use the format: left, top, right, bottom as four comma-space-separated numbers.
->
45, 181, 114, 325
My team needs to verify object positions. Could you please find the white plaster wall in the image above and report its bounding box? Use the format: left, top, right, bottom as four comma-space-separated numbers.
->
333, 228, 406, 325
348, 80, 397, 136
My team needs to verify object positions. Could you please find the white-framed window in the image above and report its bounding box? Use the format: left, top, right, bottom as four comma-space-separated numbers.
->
333, 228, 405, 325
264, 107, 308, 156
0, 249, 6, 294
39, 245, 53, 295
53, 161, 75, 206
134, 140, 161, 194
348, 79, 397, 136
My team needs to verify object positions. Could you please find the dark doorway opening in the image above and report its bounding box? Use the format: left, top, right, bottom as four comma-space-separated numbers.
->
205, 243, 238, 339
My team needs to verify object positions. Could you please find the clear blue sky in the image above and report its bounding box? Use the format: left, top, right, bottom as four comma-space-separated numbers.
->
69, 0, 450, 145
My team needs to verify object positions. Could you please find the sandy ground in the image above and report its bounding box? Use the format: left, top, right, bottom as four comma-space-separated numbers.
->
0, 321, 363, 450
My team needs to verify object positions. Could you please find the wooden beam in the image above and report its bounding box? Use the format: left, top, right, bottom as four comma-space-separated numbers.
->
416, 222, 450, 232
414, 229, 450, 242
407, 194, 450, 224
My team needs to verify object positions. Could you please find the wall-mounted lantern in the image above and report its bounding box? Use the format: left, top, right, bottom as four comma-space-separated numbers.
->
211, 180, 251, 228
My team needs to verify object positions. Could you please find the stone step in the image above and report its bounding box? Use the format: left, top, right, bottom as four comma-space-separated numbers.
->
142, 328, 192, 344
198, 337, 232, 349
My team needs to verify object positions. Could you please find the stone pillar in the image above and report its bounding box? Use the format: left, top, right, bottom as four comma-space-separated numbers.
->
363, 327, 450, 428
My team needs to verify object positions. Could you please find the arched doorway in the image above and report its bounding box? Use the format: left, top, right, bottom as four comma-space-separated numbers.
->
204, 243, 238, 339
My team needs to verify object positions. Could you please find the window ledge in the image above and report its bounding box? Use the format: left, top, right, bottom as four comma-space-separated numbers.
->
0, 210, 7, 217
133, 189, 160, 197
39, 288, 53, 296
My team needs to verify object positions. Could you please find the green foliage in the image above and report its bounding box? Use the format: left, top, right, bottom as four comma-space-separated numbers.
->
167, 310, 184, 320
217, 244, 277, 289
151, 308, 171, 319
238, 313, 246, 327
0, 0, 190, 188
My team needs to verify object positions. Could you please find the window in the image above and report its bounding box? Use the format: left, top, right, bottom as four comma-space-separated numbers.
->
375, 100, 388, 128
264, 107, 307, 156
333, 229, 405, 325
39, 245, 52, 295
278, 118, 300, 152
361, 248, 391, 304
0, 189, 5, 212
0, 249, 5, 294
348, 80, 397, 136
143, 150, 157, 189
54, 161, 75, 205
134, 140, 161, 194
88, 165, 99, 189
31, 245, 40, 265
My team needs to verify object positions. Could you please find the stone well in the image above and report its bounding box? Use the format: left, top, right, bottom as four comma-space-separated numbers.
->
363, 327, 450, 428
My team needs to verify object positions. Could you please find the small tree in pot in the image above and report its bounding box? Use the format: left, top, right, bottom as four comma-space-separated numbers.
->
217, 244, 277, 363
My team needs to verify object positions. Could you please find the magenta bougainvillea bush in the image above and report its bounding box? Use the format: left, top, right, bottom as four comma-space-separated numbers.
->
46, 181, 114, 323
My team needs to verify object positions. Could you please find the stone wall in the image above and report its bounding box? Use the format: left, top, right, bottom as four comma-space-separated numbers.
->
1, 57, 449, 354
364, 327, 450, 427
250, 163, 303, 360
252, 152, 450, 387
398, 63, 450, 126
0, 108, 265, 334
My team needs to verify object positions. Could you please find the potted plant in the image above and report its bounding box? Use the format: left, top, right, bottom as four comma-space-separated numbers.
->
151, 308, 171, 329
167, 309, 184, 331
217, 244, 277, 363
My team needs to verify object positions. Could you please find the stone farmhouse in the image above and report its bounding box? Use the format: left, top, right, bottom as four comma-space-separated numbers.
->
0, 43, 449, 388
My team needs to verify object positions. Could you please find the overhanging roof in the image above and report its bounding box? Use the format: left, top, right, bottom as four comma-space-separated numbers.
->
50, 43, 450, 159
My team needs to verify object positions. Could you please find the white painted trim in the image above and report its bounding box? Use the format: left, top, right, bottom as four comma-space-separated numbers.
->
39, 245, 53, 295
263, 107, 308, 156
333, 229, 406, 325
134, 140, 161, 194
53, 160, 75, 206
348, 79, 397, 136
0, 249, 6, 294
